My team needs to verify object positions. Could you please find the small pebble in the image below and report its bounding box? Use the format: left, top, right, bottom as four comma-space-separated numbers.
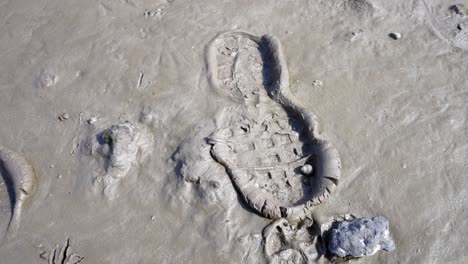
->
301, 164, 313, 175
50, 164, 55, 168
150, 215, 156, 221
389, 32, 402, 40
313, 80, 323, 87
57, 174, 63, 179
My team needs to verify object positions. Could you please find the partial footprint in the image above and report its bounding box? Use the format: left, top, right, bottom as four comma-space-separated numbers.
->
206, 31, 341, 221
0, 146, 36, 240
423, 1, 468, 50
263, 218, 324, 264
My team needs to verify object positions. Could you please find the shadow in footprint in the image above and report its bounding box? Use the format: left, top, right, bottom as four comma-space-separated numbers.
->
0, 160, 16, 232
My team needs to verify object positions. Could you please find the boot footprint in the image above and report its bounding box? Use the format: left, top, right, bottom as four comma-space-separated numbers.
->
206, 31, 341, 221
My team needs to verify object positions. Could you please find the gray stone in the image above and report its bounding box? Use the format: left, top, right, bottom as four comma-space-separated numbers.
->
327, 216, 395, 257
389, 32, 402, 40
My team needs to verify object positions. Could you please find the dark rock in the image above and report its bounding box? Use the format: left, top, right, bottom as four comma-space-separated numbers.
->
389, 32, 402, 40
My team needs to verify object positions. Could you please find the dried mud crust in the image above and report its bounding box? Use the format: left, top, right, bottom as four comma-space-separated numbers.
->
206, 31, 341, 221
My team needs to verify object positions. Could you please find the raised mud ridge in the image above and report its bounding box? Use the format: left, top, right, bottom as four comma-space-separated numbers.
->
46, 238, 84, 264
207, 31, 341, 221
0, 146, 36, 240
423, 2, 468, 50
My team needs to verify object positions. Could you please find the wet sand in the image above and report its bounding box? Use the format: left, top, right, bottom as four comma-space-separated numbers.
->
0, 0, 467, 263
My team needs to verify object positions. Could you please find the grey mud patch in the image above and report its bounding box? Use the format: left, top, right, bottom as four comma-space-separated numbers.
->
0, 146, 36, 241
80, 121, 154, 199
206, 31, 341, 221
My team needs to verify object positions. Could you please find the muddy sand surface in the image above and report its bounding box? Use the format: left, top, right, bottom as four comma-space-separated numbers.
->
0, 0, 467, 263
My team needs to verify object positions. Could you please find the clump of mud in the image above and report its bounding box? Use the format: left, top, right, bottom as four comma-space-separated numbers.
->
0, 146, 36, 240
263, 218, 325, 264
80, 121, 154, 199
42, 238, 84, 264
